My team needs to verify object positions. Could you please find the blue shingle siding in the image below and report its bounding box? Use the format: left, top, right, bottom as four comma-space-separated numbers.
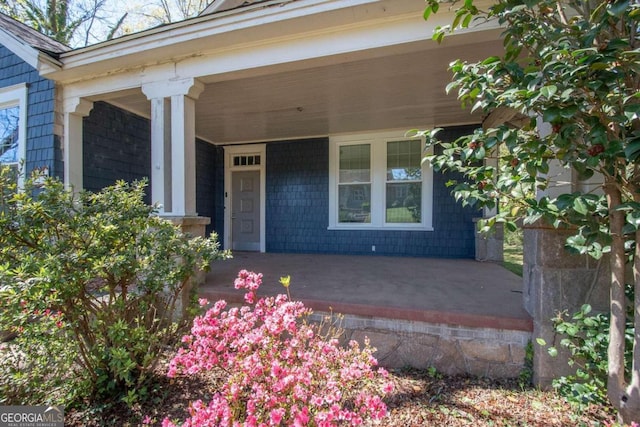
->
196, 139, 225, 238
265, 129, 480, 258
83, 101, 152, 203
0, 44, 61, 178
83, 101, 222, 238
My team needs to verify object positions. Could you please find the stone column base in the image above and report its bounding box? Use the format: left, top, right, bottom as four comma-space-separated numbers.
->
163, 215, 210, 238
474, 218, 504, 262
162, 215, 211, 318
523, 221, 609, 388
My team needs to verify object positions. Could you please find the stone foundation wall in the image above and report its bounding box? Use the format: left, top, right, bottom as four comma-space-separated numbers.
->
523, 222, 609, 387
311, 313, 531, 378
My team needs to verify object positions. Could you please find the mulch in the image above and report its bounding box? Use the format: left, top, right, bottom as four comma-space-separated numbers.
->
66, 360, 612, 426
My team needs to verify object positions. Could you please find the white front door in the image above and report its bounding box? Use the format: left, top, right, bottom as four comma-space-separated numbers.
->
231, 170, 261, 251
224, 144, 266, 252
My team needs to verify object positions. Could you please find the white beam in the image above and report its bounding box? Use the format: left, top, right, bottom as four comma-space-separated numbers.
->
62, 97, 93, 191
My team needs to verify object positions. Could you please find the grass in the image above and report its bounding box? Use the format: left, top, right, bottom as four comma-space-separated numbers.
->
502, 228, 523, 277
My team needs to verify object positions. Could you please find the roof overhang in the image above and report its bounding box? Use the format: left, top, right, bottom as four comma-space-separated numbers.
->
42, 0, 503, 144
0, 28, 62, 74
45, 0, 499, 87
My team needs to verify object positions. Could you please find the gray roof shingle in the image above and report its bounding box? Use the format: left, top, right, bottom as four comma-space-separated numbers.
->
0, 12, 69, 58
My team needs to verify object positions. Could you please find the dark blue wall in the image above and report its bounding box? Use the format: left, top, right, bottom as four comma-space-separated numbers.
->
82, 101, 224, 238
83, 101, 151, 202
0, 45, 61, 178
196, 140, 225, 238
265, 128, 479, 258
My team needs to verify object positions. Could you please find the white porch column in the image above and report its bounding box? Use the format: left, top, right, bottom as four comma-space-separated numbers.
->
62, 97, 93, 191
535, 118, 572, 199
170, 92, 198, 215
147, 97, 172, 213
142, 78, 204, 216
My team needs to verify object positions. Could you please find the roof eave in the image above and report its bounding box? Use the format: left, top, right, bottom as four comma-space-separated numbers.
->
45, 0, 379, 81
0, 28, 62, 74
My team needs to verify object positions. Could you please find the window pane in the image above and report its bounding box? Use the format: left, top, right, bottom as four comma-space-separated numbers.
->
339, 144, 370, 183
387, 139, 421, 181
386, 182, 421, 223
338, 184, 371, 223
0, 106, 19, 165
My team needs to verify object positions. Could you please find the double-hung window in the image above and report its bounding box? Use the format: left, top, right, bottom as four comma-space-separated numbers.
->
0, 84, 27, 185
329, 131, 433, 230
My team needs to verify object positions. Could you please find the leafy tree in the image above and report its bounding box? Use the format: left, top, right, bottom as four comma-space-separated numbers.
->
422, 0, 640, 422
0, 0, 125, 47
111, 0, 206, 39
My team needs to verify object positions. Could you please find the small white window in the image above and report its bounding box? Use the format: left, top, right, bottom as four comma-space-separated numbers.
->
329, 131, 433, 231
0, 84, 27, 186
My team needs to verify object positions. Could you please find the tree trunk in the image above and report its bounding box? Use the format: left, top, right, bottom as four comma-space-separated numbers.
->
606, 181, 640, 423
622, 227, 640, 423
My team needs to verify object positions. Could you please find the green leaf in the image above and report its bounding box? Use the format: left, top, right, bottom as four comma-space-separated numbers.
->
423, 5, 434, 20
481, 56, 501, 66
536, 338, 547, 346
560, 88, 574, 100
452, 11, 463, 29
540, 85, 557, 99
626, 210, 640, 227
559, 105, 578, 119
573, 198, 589, 215
543, 107, 560, 123
607, 0, 630, 17
548, 347, 558, 357
566, 234, 587, 251
462, 12, 473, 28
624, 139, 640, 161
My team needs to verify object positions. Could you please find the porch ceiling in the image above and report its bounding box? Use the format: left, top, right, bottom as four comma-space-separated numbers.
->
104, 31, 504, 144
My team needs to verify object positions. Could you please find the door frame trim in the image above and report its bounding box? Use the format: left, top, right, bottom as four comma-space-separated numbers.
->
223, 144, 266, 252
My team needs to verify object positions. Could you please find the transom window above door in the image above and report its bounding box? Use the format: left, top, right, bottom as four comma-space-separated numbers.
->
329, 131, 433, 231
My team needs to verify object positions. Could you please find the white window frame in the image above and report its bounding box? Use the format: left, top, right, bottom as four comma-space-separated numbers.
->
0, 83, 28, 187
328, 130, 433, 231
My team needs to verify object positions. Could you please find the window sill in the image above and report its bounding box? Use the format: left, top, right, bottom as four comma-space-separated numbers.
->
327, 225, 434, 232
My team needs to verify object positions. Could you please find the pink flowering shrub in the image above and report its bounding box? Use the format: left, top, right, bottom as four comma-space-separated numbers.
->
163, 270, 392, 426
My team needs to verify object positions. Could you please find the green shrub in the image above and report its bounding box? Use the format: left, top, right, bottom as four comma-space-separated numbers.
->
0, 167, 229, 406
547, 302, 633, 411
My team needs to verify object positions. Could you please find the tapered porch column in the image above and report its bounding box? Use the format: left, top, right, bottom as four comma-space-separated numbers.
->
142, 78, 204, 217
63, 97, 93, 191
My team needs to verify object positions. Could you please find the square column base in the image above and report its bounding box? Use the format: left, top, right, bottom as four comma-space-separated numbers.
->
473, 218, 504, 262
162, 215, 210, 238
160, 215, 211, 318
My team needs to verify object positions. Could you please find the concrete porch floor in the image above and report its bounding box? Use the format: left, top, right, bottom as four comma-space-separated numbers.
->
200, 252, 532, 332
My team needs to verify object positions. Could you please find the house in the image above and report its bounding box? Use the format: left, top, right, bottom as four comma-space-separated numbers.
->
0, 0, 611, 383
0, 0, 509, 257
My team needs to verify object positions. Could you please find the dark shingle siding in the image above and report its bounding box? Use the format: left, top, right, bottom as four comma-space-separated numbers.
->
196, 139, 224, 238
264, 129, 479, 258
0, 44, 60, 178
83, 101, 222, 237
83, 101, 152, 202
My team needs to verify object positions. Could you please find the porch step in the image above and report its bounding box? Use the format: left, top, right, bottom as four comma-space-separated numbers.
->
200, 288, 532, 378
315, 311, 530, 379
